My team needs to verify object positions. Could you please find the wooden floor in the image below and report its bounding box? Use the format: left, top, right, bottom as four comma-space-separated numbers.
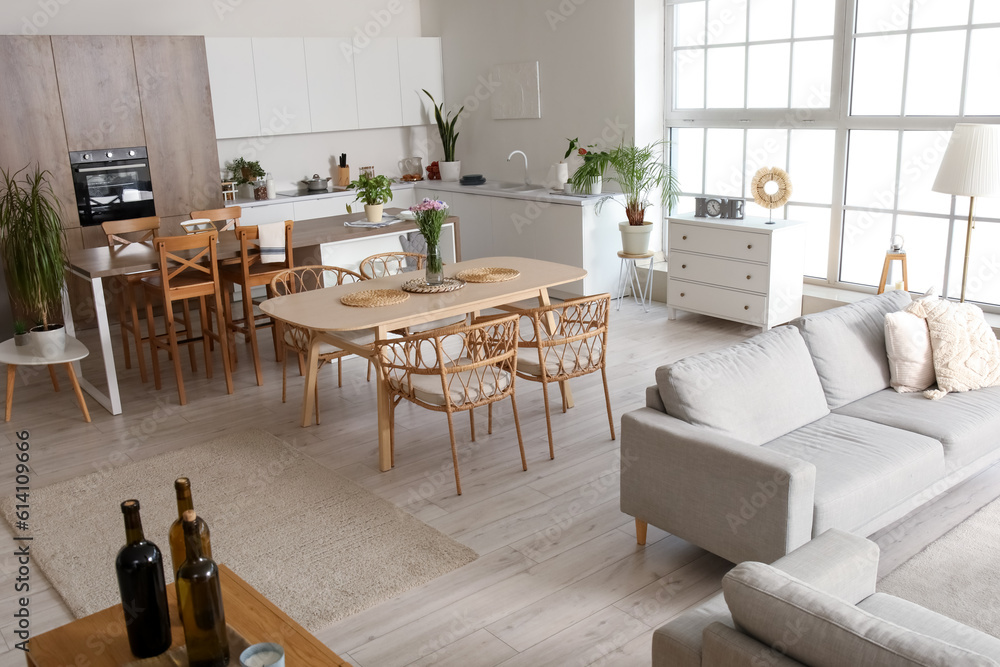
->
0, 298, 996, 666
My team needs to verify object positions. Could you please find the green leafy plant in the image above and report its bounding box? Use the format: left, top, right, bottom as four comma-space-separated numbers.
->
13, 320, 26, 336
0, 166, 68, 328
349, 172, 395, 206
424, 90, 464, 162
598, 140, 679, 225
564, 137, 580, 160
226, 157, 266, 185
568, 144, 612, 192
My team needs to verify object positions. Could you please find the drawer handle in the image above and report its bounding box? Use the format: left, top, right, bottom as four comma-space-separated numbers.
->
744, 305, 749, 310
681, 264, 687, 269
682, 235, 687, 240
680, 292, 685, 297
746, 275, 752, 280
747, 244, 753, 249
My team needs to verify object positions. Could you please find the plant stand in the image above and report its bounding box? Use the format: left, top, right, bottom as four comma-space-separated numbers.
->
616, 251, 655, 313
1, 335, 91, 423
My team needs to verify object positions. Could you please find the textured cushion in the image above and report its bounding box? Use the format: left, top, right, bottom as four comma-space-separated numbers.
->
655, 326, 829, 445
517, 345, 600, 378
859, 593, 1000, 662
885, 311, 935, 393
391, 360, 511, 406
723, 562, 996, 667
906, 299, 1000, 400
763, 414, 943, 535
836, 386, 1000, 468
791, 291, 913, 409
284, 328, 376, 355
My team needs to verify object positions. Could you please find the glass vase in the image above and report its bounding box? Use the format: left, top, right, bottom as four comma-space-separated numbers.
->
425, 242, 444, 285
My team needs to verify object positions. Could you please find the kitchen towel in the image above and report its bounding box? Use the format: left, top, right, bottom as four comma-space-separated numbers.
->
256, 222, 286, 263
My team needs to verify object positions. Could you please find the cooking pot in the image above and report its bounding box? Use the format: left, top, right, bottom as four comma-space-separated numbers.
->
301, 173, 331, 191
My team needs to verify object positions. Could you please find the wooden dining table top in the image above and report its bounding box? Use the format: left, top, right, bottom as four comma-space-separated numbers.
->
259, 256, 588, 334
66, 209, 459, 279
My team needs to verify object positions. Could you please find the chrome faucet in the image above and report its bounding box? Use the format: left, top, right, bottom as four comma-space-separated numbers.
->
507, 150, 529, 186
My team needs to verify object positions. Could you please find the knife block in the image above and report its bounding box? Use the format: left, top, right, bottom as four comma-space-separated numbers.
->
336, 166, 351, 188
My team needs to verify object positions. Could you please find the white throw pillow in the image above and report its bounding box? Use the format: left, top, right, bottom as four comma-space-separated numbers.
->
885, 311, 935, 393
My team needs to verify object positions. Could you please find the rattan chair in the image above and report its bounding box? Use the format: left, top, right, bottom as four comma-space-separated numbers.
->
358, 251, 426, 280
374, 313, 526, 495
515, 294, 614, 459
269, 265, 373, 425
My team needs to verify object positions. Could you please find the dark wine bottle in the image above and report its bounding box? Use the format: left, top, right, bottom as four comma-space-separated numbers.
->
115, 499, 172, 658
168, 477, 211, 577
176, 509, 229, 667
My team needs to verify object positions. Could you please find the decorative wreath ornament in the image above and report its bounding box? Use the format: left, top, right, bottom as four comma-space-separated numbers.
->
750, 166, 793, 209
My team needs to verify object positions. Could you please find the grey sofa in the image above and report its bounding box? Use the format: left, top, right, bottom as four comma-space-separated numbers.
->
655, 529, 1000, 666
621, 291, 1000, 564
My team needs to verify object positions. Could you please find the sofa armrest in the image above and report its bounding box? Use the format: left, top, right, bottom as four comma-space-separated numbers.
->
770, 529, 879, 605
646, 385, 666, 412
702, 622, 806, 666
620, 408, 816, 564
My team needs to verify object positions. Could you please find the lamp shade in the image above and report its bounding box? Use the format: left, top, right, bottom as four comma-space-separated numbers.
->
932, 124, 1000, 197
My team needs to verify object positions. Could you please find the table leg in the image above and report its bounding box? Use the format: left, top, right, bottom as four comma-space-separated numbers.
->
5, 365, 15, 422
64, 363, 91, 423
538, 288, 574, 410
48, 366, 60, 392
61, 276, 122, 414
300, 335, 321, 428
375, 325, 393, 471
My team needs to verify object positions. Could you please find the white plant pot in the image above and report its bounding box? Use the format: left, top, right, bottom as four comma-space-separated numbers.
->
30, 324, 65, 358
575, 175, 602, 195
439, 161, 461, 182
364, 203, 384, 223
619, 222, 653, 255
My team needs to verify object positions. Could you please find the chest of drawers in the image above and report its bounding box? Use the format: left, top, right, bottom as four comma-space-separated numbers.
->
666, 214, 806, 331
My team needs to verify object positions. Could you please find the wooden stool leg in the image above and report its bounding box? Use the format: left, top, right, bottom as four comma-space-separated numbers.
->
901, 255, 909, 292
636, 519, 648, 546
165, 300, 187, 406
48, 366, 60, 392
242, 284, 263, 386
5, 365, 15, 422
469, 408, 476, 442
65, 363, 91, 423
145, 293, 163, 390
117, 286, 132, 370
877, 255, 892, 295
488, 402, 493, 434
510, 393, 527, 471
541, 379, 555, 460
601, 366, 616, 441
129, 282, 148, 383
446, 411, 461, 495
199, 296, 213, 380
213, 288, 234, 395
180, 299, 198, 373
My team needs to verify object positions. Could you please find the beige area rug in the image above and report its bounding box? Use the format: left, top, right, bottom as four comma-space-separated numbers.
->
878, 496, 1000, 636
0, 429, 476, 632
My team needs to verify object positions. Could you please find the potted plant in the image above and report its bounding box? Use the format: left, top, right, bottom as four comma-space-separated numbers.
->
424, 90, 464, 182
13, 320, 28, 348
226, 157, 266, 200
410, 198, 449, 285
568, 143, 612, 195
0, 166, 69, 357
349, 172, 395, 222
597, 140, 679, 254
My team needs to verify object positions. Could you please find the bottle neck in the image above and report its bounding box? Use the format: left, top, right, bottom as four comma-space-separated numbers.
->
123, 506, 145, 545
174, 478, 194, 517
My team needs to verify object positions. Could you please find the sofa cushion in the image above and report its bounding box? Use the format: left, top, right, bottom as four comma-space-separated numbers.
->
655, 326, 829, 446
763, 414, 943, 535
791, 291, 912, 409
835, 386, 1000, 468
859, 593, 1000, 662
723, 562, 997, 667
885, 310, 936, 393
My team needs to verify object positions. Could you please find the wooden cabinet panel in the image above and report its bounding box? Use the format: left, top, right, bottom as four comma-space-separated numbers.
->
52, 35, 145, 151
132, 36, 222, 218
354, 39, 403, 129
252, 38, 312, 135
204, 37, 261, 139
397, 38, 443, 126
304, 38, 359, 133
0, 36, 78, 228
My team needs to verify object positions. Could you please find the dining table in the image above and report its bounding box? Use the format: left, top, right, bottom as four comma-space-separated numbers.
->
62, 210, 458, 415
258, 256, 587, 472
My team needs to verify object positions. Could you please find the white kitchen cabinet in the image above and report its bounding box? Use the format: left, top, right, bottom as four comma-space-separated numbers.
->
304, 38, 359, 132
251, 38, 312, 135
321, 222, 457, 274
397, 38, 443, 126
240, 202, 295, 226
204, 37, 260, 139
416, 188, 491, 260
666, 214, 806, 330
293, 196, 350, 221
354, 39, 403, 129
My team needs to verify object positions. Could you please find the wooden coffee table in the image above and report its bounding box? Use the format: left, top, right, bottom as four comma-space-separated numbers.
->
26, 564, 350, 666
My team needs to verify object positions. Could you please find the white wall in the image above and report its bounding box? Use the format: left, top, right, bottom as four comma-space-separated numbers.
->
0, 0, 426, 191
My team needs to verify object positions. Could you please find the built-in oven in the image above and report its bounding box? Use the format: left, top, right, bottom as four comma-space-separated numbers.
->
70, 146, 156, 227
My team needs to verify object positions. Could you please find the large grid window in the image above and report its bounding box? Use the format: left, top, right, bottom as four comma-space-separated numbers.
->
666, 0, 1000, 307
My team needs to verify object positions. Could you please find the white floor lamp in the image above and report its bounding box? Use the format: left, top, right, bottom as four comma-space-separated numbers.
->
932, 123, 1000, 302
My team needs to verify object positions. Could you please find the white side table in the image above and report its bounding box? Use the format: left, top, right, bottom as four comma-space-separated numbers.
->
616, 251, 655, 313
0, 337, 91, 423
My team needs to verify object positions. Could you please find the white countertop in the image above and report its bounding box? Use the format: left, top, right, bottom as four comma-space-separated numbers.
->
234, 180, 621, 208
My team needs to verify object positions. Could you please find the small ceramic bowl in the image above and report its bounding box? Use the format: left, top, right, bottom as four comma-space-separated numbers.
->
240, 642, 285, 667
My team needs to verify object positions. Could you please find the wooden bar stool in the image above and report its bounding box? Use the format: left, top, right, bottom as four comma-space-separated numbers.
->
219, 220, 294, 386
877, 252, 908, 295
141, 232, 233, 405
189, 206, 242, 232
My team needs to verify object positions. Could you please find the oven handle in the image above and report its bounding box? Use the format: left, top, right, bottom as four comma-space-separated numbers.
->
75, 163, 147, 173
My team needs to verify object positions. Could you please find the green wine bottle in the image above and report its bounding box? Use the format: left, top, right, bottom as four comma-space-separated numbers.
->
168, 477, 211, 577
175, 510, 228, 667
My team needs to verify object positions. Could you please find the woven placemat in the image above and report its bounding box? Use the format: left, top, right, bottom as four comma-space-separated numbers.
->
341, 289, 409, 307
401, 277, 466, 293
455, 267, 521, 283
